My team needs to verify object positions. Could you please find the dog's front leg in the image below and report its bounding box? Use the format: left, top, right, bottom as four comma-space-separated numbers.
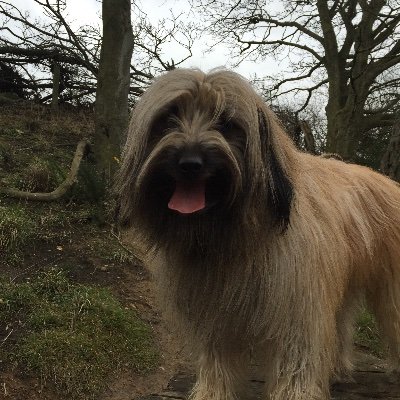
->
190, 348, 247, 400
263, 328, 334, 399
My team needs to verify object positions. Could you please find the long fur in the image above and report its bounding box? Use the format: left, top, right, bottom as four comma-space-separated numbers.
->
116, 68, 400, 400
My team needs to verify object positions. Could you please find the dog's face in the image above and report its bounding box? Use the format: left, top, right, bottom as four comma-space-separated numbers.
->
138, 102, 245, 217
116, 69, 293, 249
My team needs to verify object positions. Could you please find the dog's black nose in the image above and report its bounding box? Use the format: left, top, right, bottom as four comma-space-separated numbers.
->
178, 154, 203, 173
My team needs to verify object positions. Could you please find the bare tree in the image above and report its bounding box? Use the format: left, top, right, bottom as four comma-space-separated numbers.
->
0, 0, 101, 103
0, 0, 195, 104
195, 0, 400, 161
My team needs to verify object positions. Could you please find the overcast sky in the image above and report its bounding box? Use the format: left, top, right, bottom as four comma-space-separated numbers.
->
10, 0, 280, 80
138, 0, 280, 77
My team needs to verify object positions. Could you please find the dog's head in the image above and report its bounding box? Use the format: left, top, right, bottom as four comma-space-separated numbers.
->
116, 69, 294, 248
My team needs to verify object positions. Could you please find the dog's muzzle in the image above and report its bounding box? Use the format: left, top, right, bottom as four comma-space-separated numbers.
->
167, 148, 208, 214
142, 147, 239, 216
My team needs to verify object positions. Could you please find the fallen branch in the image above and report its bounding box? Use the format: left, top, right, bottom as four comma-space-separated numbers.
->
0, 138, 90, 201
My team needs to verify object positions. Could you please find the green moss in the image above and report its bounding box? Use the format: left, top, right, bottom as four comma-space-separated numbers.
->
354, 309, 384, 357
0, 268, 157, 399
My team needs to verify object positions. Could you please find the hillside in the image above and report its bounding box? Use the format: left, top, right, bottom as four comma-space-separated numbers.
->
0, 101, 188, 399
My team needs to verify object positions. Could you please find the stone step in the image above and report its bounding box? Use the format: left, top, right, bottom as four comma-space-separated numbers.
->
138, 353, 400, 400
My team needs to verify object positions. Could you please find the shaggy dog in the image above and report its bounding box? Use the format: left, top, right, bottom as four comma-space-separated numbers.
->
115, 68, 400, 400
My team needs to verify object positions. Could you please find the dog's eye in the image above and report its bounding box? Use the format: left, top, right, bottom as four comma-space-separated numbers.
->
149, 105, 179, 142
218, 119, 241, 140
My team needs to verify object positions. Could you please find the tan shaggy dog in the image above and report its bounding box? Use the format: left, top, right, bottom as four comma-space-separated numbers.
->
115, 68, 400, 400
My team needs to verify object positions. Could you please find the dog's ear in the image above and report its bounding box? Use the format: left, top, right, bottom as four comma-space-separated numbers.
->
113, 164, 136, 229
258, 108, 293, 232
114, 102, 180, 229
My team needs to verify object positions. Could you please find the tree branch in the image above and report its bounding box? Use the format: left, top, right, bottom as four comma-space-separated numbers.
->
362, 113, 398, 131
234, 34, 323, 61
0, 139, 89, 201
248, 15, 324, 45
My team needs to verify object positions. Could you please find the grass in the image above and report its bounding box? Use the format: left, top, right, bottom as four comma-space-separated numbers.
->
16, 157, 65, 192
0, 101, 160, 398
0, 268, 157, 399
0, 198, 131, 268
354, 309, 384, 357
88, 236, 137, 264
0, 203, 38, 265
0, 201, 94, 266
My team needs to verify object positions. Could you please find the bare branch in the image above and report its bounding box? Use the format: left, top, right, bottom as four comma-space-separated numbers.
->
233, 34, 323, 62
272, 62, 324, 91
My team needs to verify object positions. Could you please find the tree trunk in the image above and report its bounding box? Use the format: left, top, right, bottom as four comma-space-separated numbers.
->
324, 96, 365, 161
325, 119, 358, 160
381, 121, 400, 182
94, 0, 134, 181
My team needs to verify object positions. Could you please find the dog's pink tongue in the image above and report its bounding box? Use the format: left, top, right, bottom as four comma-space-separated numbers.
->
168, 180, 206, 214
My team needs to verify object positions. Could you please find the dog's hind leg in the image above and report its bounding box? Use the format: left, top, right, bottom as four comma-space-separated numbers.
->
189, 347, 248, 400
333, 290, 363, 381
366, 253, 400, 372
